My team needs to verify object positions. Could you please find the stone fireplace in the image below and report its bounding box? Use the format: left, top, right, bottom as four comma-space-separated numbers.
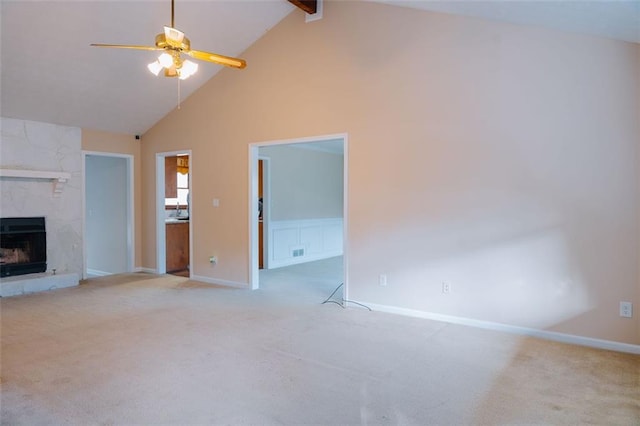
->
0, 117, 82, 296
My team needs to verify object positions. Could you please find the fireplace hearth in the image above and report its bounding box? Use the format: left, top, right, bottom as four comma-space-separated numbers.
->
0, 217, 47, 277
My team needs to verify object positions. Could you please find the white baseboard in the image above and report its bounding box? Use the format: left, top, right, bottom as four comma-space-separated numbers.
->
87, 268, 112, 277
191, 274, 249, 289
136, 267, 157, 274
357, 301, 640, 355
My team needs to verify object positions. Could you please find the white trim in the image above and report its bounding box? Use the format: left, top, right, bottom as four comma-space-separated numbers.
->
249, 148, 259, 289
342, 136, 349, 301
86, 269, 112, 277
82, 151, 135, 280
191, 275, 250, 289
253, 133, 348, 148
358, 301, 640, 355
188, 159, 193, 280
305, 0, 323, 23
155, 154, 167, 275
259, 156, 271, 270
82, 156, 87, 280
248, 133, 348, 292
136, 267, 157, 274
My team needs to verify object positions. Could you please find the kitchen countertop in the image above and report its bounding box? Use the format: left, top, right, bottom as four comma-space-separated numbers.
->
165, 218, 189, 224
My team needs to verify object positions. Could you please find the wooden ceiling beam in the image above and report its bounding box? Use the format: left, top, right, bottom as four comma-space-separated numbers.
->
288, 0, 317, 15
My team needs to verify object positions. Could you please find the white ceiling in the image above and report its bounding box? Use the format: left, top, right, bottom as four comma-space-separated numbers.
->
1, 0, 295, 135
374, 0, 640, 44
2, 1, 638, 136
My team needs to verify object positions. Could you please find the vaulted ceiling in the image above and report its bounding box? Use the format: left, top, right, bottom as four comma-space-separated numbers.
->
2, 1, 638, 136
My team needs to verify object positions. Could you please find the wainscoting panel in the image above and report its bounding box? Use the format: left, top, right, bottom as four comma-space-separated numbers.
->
300, 225, 323, 255
268, 218, 343, 269
272, 227, 299, 261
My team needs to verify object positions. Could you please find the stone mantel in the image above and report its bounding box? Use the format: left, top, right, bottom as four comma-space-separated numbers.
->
0, 168, 71, 195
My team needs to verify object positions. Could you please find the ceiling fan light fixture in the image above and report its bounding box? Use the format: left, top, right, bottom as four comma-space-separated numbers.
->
164, 66, 179, 78
179, 60, 198, 79
158, 52, 174, 68
147, 60, 163, 76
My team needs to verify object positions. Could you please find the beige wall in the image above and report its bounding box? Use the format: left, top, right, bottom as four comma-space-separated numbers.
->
82, 129, 142, 269
141, 1, 640, 344
259, 145, 343, 221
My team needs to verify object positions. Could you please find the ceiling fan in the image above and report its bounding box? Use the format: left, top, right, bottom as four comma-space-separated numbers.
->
90, 0, 246, 81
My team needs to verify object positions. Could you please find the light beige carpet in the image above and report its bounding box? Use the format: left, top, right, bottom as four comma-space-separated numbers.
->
1, 261, 639, 425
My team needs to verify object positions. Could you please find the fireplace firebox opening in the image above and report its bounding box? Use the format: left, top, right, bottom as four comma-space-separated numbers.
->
0, 217, 47, 277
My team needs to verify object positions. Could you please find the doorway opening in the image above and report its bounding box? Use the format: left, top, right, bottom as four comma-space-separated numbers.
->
155, 150, 192, 277
249, 134, 348, 301
83, 152, 134, 279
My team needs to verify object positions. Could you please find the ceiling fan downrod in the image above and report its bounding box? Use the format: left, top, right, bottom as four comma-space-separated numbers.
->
171, 0, 175, 29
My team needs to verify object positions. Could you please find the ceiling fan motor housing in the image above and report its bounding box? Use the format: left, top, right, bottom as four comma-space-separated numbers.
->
155, 33, 190, 51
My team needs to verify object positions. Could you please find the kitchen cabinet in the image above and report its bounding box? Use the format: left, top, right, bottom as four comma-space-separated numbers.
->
177, 156, 189, 174
166, 221, 189, 273
165, 156, 177, 198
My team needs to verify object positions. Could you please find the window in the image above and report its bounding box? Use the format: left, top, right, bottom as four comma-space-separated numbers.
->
165, 172, 189, 207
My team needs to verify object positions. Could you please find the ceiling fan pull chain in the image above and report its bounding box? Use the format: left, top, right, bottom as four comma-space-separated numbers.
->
177, 78, 181, 110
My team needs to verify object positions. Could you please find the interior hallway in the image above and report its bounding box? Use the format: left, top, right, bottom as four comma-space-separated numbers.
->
258, 255, 344, 304
1, 258, 638, 424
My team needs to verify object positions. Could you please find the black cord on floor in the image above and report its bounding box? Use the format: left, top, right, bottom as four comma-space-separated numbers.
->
323, 300, 345, 309
322, 283, 344, 305
322, 283, 372, 311
343, 299, 372, 311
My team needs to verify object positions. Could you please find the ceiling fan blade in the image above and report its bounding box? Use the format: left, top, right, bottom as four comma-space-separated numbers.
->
90, 43, 162, 52
187, 49, 246, 69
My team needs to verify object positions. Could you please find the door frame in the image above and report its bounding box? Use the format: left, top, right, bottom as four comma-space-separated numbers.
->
155, 150, 192, 276
82, 151, 134, 279
248, 133, 348, 297
258, 156, 271, 269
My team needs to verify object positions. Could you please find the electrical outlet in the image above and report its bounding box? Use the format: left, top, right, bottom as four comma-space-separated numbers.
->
379, 274, 387, 287
620, 301, 633, 318
442, 282, 451, 294
209, 256, 217, 265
